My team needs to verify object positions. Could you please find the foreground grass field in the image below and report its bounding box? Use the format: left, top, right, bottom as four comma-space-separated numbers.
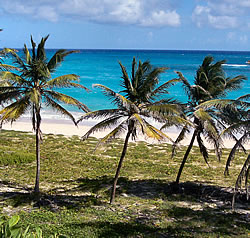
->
0, 130, 249, 237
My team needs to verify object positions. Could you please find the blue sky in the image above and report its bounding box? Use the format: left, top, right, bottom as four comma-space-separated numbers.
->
0, 0, 250, 51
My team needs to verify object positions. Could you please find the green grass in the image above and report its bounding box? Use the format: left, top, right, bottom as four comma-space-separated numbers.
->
0, 129, 249, 237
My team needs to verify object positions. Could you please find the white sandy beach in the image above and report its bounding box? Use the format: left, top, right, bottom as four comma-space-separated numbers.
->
1, 114, 249, 150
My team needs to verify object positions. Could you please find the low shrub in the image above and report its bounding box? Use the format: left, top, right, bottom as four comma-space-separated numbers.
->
0, 151, 35, 166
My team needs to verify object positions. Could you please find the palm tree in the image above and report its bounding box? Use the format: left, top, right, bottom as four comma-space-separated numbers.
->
199, 94, 249, 208
0, 35, 89, 193
172, 56, 247, 184
78, 57, 182, 204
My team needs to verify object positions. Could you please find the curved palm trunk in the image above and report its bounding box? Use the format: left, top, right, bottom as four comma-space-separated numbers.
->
175, 129, 198, 184
110, 129, 132, 204
34, 111, 41, 194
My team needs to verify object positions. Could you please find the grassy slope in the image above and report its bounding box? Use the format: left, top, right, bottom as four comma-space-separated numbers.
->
0, 130, 249, 237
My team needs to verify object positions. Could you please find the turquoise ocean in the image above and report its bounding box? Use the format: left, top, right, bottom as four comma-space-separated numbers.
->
6, 49, 250, 112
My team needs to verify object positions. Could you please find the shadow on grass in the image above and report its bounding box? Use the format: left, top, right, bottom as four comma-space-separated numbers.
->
0, 178, 248, 211
63, 221, 160, 238
63, 176, 248, 206
58, 208, 249, 237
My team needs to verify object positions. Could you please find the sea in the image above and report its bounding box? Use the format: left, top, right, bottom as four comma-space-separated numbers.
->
3, 49, 250, 114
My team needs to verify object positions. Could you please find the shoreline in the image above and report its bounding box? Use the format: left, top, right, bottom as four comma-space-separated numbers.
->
1, 116, 249, 149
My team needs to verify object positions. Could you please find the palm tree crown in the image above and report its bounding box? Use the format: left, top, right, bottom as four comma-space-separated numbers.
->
79, 57, 182, 203
0, 35, 89, 193
173, 56, 247, 184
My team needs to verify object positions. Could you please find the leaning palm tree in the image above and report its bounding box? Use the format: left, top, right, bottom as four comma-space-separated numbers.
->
171, 56, 247, 184
199, 94, 249, 208
0, 35, 89, 193
78, 57, 183, 204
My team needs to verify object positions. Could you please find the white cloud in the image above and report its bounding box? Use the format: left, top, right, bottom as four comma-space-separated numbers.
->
227, 32, 248, 44
141, 10, 180, 27
0, 0, 181, 28
239, 35, 248, 44
207, 15, 238, 29
192, 0, 250, 29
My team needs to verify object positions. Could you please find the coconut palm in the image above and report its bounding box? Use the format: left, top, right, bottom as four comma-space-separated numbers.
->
199, 94, 249, 208
0, 35, 89, 193
78, 57, 183, 203
172, 56, 247, 184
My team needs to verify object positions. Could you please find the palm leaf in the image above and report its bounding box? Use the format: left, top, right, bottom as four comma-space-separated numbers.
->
151, 78, 180, 97
47, 74, 88, 90
44, 95, 77, 125
224, 132, 250, 176
37, 35, 49, 61
47, 49, 79, 72
77, 109, 124, 123
23, 44, 32, 65
0, 64, 20, 71
81, 115, 126, 141
232, 154, 250, 209
197, 132, 209, 165
0, 96, 30, 122
44, 90, 90, 112
3, 48, 27, 70
0, 89, 24, 104
175, 71, 192, 96
95, 120, 128, 148
225, 75, 247, 92
133, 113, 173, 142
0, 71, 28, 86
119, 61, 134, 97
171, 126, 189, 159
94, 84, 136, 111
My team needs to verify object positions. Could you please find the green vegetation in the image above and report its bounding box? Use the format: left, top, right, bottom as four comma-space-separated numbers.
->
0, 215, 66, 237
0, 36, 89, 193
0, 150, 35, 166
172, 56, 247, 184
0, 130, 249, 237
79, 57, 183, 204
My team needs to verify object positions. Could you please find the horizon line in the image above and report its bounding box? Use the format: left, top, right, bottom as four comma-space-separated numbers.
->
1, 47, 250, 53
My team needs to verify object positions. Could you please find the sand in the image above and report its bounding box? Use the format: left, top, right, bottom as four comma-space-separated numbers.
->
1, 116, 249, 150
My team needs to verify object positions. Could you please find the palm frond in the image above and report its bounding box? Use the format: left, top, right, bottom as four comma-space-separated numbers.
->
171, 126, 189, 158
37, 35, 49, 61
222, 121, 250, 136
43, 95, 76, 125
95, 120, 128, 148
46, 74, 88, 90
0, 89, 24, 104
225, 75, 247, 92
94, 84, 136, 110
161, 115, 193, 130
142, 66, 168, 95
225, 132, 250, 176
0, 96, 30, 123
175, 71, 192, 96
151, 78, 180, 97
133, 113, 172, 142
232, 154, 250, 209
30, 36, 36, 60
0, 64, 20, 71
23, 44, 32, 65
237, 94, 250, 101
44, 90, 90, 112
194, 108, 212, 122
0, 71, 28, 86
197, 132, 209, 165
47, 49, 79, 72
81, 115, 126, 141
77, 109, 125, 123
3, 48, 27, 70
119, 61, 134, 97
